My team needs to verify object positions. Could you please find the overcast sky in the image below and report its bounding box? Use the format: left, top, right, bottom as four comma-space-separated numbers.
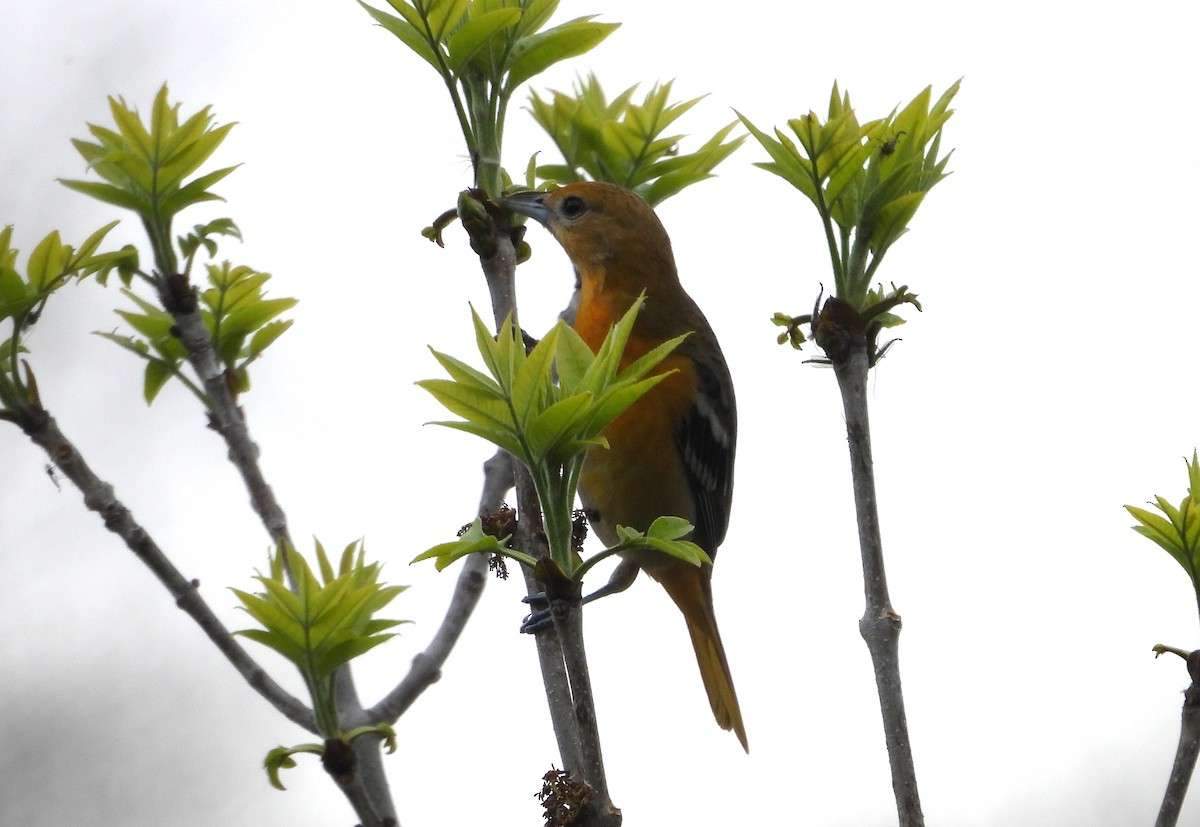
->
3, 1, 1199, 825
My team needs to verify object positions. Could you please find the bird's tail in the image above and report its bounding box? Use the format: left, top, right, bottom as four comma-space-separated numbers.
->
652, 564, 748, 752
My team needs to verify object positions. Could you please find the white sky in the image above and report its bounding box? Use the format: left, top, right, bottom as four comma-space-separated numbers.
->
2, 1, 1199, 825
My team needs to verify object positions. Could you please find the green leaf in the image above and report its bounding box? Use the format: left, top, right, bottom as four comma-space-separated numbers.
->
108, 94, 154, 160
532, 75, 740, 203
258, 576, 307, 625
553, 322, 595, 393
315, 538, 336, 585
158, 123, 235, 192
359, 1, 441, 72
417, 377, 515, 431
510, 324, 559, 428
246, 319, 293, 361
645, 515, 694, 541
234, 627, 308, 666
516, 0, 559, 37
0, 268, 31, 322
0, 225, 14, 268
313, 634, 397, 677
525, 392, 593, 462
471, 306, 508, 389
414, 519, 505, 566
618, 331, 688, 385
114, 308, 174, 342
159, 104, 216, 167
579, 295, 643, 393
158, 164, 239, 217
58, 179, 147, 212
869, 190, 926, 252
219, 297, 298, 345
584, 372, 672, 436
424, 0, 470, 43
737, 113, 817, 202
428, 347, 504, 394
143, 359, 175, 404
644, 537, 710, 566
446, 8, 521, 72
506, 17, 618, 91
264, 747, 301, 791
426, 419, 525, 460
232, 587, 304, 644
72, 221, 121, 265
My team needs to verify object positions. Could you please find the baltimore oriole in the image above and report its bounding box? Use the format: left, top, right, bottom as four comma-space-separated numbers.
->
502, 182, 747, 751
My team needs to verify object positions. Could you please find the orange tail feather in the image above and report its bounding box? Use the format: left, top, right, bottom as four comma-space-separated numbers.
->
651, 563, 748, 752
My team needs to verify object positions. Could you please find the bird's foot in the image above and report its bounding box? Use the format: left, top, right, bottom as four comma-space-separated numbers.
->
520, 593, 553, 634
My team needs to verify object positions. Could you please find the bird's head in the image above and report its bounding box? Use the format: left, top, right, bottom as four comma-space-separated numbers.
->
500, 182, 676, 276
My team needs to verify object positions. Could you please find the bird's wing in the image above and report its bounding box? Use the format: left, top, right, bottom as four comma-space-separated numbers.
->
675, 342, 736, 556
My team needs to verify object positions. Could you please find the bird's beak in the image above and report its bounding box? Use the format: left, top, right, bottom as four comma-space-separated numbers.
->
498, 191, 551, 227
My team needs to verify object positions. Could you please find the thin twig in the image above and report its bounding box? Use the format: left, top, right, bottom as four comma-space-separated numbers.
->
20, 406, 314, 730
1157, 652, 1200, 827
831, 336, 923, 827
366, 452, 506, 722
170, 308, 287, 540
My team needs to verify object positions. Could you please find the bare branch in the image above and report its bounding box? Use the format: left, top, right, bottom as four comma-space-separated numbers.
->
20, 406, 314, 731
366, 452, 509, 722
170, 307, 288, 541
831, 335, 923, 827
1157, 652, 1200, 827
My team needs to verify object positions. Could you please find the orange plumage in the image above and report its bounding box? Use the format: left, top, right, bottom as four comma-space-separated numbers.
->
504, 182, 746, 751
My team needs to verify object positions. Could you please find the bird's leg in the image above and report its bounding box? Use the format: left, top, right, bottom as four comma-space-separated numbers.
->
520, 559, 641, 634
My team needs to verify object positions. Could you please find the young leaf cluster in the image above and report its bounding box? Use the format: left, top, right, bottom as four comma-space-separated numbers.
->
59, 84, 237, 276
262, 723, 398, 792
580, 516, 709, 580
416, 297, 685, 575
741, 81, 957, 312
358, 0, 617, 195
232, 539, 409, 739
529, 73, 744, 205
1128, 451, 1200, 622
0, 224, 135, 423
97, 261, 296, 404
415, 515, 529, 570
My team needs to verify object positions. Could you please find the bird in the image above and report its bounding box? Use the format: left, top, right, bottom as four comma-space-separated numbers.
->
501, 181, 746, 752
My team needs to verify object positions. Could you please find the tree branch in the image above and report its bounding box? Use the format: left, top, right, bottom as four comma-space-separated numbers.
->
19, 406, 314, 731
546, 579, 617, 824
366, 452, 507, 722
169, 306, 288, 542
474, 223, 586, 767
471, 214, 617, 819
830, 333, 923, 827
1157, 651, 1200, 827
516, 465, 584, 773
335, 671, 397, 826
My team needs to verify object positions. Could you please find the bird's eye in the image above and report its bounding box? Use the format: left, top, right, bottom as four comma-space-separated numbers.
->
561, 195, 587, 219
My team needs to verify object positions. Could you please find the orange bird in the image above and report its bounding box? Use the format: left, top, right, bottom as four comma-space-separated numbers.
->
502, 182, 746, 751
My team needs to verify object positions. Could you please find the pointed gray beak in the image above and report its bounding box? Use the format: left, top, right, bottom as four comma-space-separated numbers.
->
498, 191, 551, 227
